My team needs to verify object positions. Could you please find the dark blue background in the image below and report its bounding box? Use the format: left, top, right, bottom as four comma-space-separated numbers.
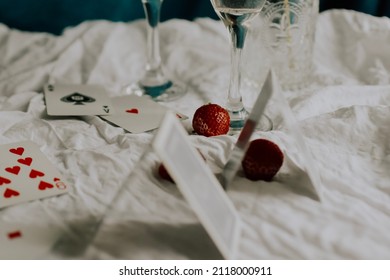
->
0, 0, 389, 35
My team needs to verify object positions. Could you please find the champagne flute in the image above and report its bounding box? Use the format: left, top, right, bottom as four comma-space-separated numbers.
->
210, 0, 272, 130
124, 0, 186, 101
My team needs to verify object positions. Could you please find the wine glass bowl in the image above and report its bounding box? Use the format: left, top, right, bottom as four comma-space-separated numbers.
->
210, 0, 272, 131
123, 0, 186, 102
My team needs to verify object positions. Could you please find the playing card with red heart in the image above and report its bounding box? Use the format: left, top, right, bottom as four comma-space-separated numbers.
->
0, 141, 69, 209
101, 95, 188, 133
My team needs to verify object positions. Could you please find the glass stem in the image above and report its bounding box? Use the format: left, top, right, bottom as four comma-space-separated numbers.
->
227, 24, 248, 112
143, 0, 162, 72
146, 25, 162, 71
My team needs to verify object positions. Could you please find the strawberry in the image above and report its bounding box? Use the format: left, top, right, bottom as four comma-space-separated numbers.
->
241, 139, 284, 181
192, 103, 230, 137
158, 163, 174, 183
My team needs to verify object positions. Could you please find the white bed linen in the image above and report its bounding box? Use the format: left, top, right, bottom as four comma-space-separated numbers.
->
0, 9, 389, 259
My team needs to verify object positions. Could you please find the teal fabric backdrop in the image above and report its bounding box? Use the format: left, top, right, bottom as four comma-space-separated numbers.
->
0, 0, 389, 34
320, 0, 390, 17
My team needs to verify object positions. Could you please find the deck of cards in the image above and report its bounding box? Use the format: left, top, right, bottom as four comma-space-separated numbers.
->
43, 83, 187, 133
0, 141, 69, 209
0, 83, 190, 259
0, 141, 69, 258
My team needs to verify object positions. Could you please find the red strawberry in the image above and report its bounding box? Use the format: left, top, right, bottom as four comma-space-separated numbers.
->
192, 104, 230, 137
241, 139, 284, 181
158, 163, 174, 183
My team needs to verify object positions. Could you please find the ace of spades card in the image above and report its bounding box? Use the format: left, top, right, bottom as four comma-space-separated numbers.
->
0, 141, 69, 209
43, 83, 114, 116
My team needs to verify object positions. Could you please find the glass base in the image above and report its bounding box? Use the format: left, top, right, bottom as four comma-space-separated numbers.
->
123, 80, 186, 102
228, 107, 273, 133
229, 108, 248, 131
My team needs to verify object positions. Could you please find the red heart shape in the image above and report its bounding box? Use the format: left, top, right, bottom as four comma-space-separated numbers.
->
29, 169, 45, 179
17, 157, 32, 166
9, 147, 24, 156
0, 176, 11, 185
38, 181, 54, 190
4, 188, 20, 198
126, 108, 139, 114
5, 166, 21, 175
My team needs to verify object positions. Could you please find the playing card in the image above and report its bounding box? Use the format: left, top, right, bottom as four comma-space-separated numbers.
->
152, 112, 242, 259
43, 83, 114, 116
101, 95, 188, 134
0, 141, 69, 209
0, 220, 62, 259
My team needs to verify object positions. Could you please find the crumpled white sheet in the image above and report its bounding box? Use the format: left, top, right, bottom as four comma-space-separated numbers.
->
0, 9, 389, 259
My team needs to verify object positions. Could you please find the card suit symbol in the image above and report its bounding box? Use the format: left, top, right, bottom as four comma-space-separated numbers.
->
103, 105, 110, 113
126, 108, 139, 114
38, 181, 54, 191
8, 231, 22, 240
9, 147, 24, 156
4, 188, 20, 198
60, 92, 96, 105
29, 169, 45, 179
5, 166, 21, 175
53, 178, 67, 190
0, 176, 11, 185
17, 157, 32, 166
